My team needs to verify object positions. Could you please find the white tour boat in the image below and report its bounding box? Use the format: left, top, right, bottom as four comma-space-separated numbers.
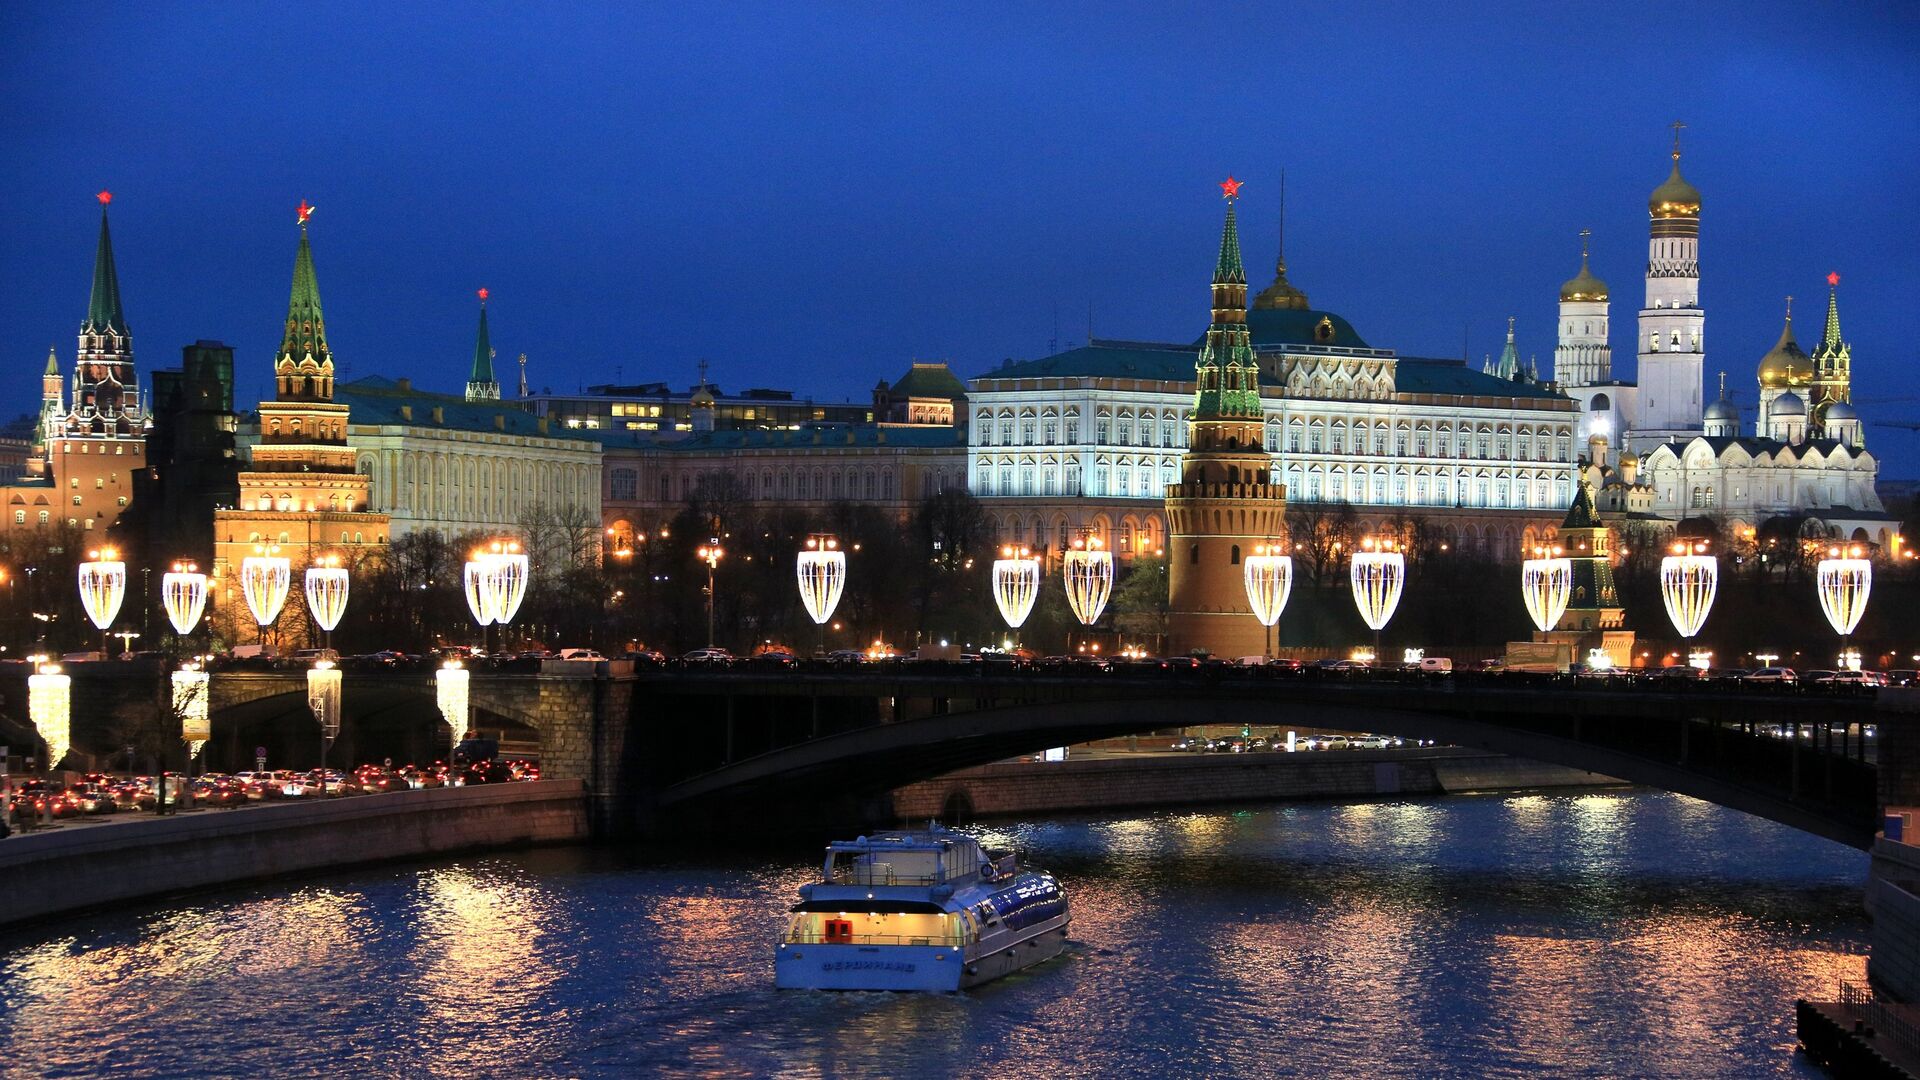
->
775, 825, 1069, 991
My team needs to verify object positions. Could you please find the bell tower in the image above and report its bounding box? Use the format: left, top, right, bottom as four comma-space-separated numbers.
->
1166, 179, 1287, 658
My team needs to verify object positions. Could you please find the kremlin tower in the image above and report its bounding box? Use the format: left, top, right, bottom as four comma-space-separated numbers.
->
1629, 125, 1706, 452
466, 288, 500, 402
1165, 179, 1287, 659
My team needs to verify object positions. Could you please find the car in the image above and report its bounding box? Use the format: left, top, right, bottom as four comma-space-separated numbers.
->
359, 650, 409, 668
620, 649, 667, 666
1349, 735, 1396, 749
556, 648, 606, 662
1891, 670, 1918, 688
1744, 667, 1798, 683
753, 650, 799, 667
1305, 734, 1351, 751
1805, 669, 1839, 684
825, 649, 867, 665
1827, 670, 1887, 687
1266, 658, 1304, 671
681, 648, 735, 665
1417, 657, 1454, 673
66, 783, 119, 814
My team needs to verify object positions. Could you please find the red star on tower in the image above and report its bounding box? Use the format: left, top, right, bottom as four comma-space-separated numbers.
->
296, 200, 315, 225
1827, 271, 1840, 287
1219, 176, 1243, 200
96, 190, 112, 206
478, 287, 490, 302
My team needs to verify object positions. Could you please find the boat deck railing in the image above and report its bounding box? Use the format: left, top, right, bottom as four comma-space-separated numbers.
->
828, 866, 939, 887
785, 930, 967, 947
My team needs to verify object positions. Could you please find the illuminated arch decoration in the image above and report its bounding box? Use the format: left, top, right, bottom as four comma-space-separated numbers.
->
308, 660, 342, 747
464, 541, 529, 627
1816, 552, 1871, 638
1520, 554, 1573, 634
28, 659, 71, 770
1349, 541, 1405, 632
436, 661, 469, 747
1063, 537, 1114, 627
992, 546, 1041, 630
797, 535, 847, 626
305, 556, 351, 634
161, 563, 209, 636
1659, 544, 1717, 639
77, 550, 126, 632
173, 666, 210, 759
1243, 547, 1293, 628
240, 548, 291, 629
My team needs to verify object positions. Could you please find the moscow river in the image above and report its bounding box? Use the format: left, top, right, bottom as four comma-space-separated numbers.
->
0, 789, 1869, 1078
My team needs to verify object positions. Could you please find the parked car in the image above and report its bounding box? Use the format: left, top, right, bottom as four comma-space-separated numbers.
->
1890, 670, 1918, 687
681, 648, 735, 665
555, 648, 606, 662
1827, 670, 1887, 687
1744, 667, 1798, 683
1805, 669, 1840, 684
1266, 658, 1304, 671
1417, 657, 1454, 673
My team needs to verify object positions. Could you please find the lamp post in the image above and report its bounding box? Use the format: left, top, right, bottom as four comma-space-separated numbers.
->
240, 544, 291, 648
1063, 534, 1114, 647
77, 547, 126, 659
1349, 536, 1405, 666
991, 545, 1040, 648
1243, 541, 1293, 661
698, 538, 725, 649
1521, 544, 1573, 635
1816, 544, 1871, 672
1659, 539, 1717, 667
796, 534, 845, 657
162, 560, 210, 799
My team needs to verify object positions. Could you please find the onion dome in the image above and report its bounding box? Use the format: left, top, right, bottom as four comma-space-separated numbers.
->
1560, 252, 1609, 302
1825, 401, 1857, 422
1771, 391, 1806, 417
1649, 156, 1702, 218
1757, 314, 1809, 388
1703, 399, 1737, 423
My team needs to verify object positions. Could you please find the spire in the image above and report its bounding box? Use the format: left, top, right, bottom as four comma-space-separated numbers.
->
1214, 182, 1246, 284
1194, 180, 1260, 420
1252, 169, 1310, 311
84, 192, 128, 337
44, 345, 59, 377
1562, 476, 1600, 529
1494, 316, 1521, 380
465, 288, 501, 402
275, 201, 335, 402
1821, 272, 1844, 352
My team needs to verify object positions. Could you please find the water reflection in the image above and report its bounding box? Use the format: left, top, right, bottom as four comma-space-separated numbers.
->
0, 790, 1869, 1079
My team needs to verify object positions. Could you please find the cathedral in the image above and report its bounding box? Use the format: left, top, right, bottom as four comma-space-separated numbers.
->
1554, 132, 1890, 547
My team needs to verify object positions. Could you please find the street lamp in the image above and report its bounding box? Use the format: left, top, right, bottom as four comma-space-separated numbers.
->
1521, 544, 1572, 634
77, 547, 126, 657
308, 658, 342, 771
436, 660, 469, 756
698, 538, 725, 649
28, 654, 70, 775
463, 540, 528, 653
796, 534, 845, 656
1243, 541, 1293, 660
304, 554, 350, 651
240, 544, 290, 645
1816, 544, 1871, 671
162, 561, 208, 637
1350, 536, 1405, 664
1659, 541, 1717, 659
992, 545, 1040, 635
1063, 534, 1114, 629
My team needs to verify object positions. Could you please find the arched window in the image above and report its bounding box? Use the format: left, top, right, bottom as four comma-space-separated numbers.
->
1230, 544, 1241, 565
1189, 543, 1200, 565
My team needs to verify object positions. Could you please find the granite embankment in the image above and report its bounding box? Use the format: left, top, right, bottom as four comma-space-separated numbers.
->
0, 780, 586, 929
887, 747, 1621, 822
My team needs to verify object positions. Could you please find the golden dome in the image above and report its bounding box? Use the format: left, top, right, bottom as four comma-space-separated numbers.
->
1649, 157, 1702, 218
1560, 253, 1608, 302
1757, 316, 1809, 389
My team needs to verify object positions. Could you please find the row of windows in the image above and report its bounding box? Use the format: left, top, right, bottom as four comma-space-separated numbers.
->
1282, 468, 1571, 510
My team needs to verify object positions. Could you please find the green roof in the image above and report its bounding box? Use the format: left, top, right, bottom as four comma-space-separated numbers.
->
279, 225, 331, 366
889, 362, 967, 399
612, 423, 967, 453
470, 301, 495, 385
336, 375, 600, 443
83, 206, 127, 336
1240, 308, 1369, 350
1215, 201, 1246, 284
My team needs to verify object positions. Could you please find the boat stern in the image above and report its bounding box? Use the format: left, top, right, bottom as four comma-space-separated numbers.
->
774, 943, 966, 991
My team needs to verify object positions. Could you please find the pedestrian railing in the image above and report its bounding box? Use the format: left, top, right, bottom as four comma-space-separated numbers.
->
1837, 981, 1920, 1062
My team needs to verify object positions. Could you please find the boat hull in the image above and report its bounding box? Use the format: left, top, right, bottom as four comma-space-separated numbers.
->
775, 943, 967, 991
960, 918, 1070, 989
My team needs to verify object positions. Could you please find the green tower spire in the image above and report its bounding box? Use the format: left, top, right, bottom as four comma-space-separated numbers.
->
1195, 179, 1261, 420
44, 344, 60, 377
83, 194, 128, 337
1820, 274, 1845, 353
1494, 316, 1522, 381
466, 288, 501, 401
279, 203, 331, 370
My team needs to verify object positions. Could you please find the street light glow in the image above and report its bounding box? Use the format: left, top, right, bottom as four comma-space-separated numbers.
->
241, 545, 291, 628
1243, 544, 1293, 628
797, 534, 847, 626
1063, 535, 1114, 627
992, 545, 1040, 630
1659, 542, 1717, 639
1349, 537, 1405, 633
77, 548, 126, 632
161, 561, 209, 636
28, 656, 70, 771
1520, 548, 1572, 634
305, 555, 351, 634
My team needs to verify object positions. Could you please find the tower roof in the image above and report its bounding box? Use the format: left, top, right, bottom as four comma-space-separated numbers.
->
1215, 199, 1246, 285
1493, 317, 1522, 381
470, 291, 495, 385
1562, 478, 1600, 529
1559, 231, 1608, 302
83, 197, 128, 337
279, 205, 332, 369
1758, 305, 1809, 388
44, 345, 59, 377
1252, 172, 1309, 311
1650, 128, 1701, 218
1812, 273, 1848, 362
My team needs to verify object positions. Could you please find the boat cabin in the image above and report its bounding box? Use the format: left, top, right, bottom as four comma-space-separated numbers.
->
818, 828, 985, 887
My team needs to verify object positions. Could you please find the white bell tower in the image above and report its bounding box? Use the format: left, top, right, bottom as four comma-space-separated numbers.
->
1630, 123, 1706, 453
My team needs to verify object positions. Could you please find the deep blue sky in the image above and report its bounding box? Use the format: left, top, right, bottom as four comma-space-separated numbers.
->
3, 3, 1917, 472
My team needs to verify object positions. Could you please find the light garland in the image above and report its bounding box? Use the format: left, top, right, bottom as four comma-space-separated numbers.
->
464, 541, 529, 627
796, 535, 847, 626
1349, 540, 1405, 632
1816, 549, 1871, 639
464, 558, 495, 625
992, 545, 1041, 630
436, 661, 469, 746
173, 665, 210, 759
1658, 543, 1717, 639
240, 546, 291, 629
308, 660, 343, 743
1063, 537, 1114, 627
305, 555, 351, 634
77, 548, 126, 632
28, 657, 70, 771
1243, 546, 1293, 628
1520, 551, 1573, 634
162, 561, 208, 636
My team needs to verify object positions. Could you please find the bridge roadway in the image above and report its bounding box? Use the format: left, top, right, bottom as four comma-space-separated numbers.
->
639, 666, 1885, 848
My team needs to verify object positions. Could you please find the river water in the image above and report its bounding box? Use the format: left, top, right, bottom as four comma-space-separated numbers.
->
0, 789, 1869, 1079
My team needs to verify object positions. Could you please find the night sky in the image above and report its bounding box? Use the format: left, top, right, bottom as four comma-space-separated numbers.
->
3, 3, 1916, 472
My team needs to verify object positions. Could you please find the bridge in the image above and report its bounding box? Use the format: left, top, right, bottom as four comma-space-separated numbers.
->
7, 658, 1903, 848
